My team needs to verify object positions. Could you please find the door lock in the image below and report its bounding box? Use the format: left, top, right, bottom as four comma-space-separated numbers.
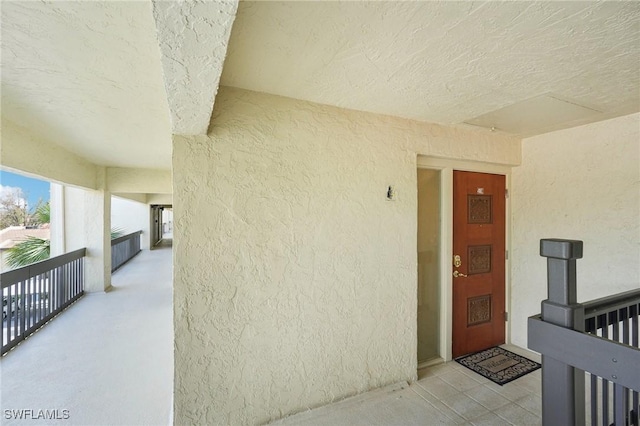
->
453, 254, 462, 268
453, 270, 468, 278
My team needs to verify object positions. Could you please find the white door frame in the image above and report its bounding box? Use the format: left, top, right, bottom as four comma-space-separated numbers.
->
417, 156, 512, 362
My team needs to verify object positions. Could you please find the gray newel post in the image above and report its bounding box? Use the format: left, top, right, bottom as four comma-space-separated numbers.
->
539, 239, 586, 426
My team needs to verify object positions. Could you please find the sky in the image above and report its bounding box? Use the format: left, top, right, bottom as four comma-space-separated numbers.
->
0, 171, 50, 210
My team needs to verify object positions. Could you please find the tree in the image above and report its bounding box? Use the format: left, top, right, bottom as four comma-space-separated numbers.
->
111, 227, 125, 239
31, 200, 50, 225
0, 187, 28, 228
6, 236, 50, 268
5, 201, 51, 268
7, 221, 127, 269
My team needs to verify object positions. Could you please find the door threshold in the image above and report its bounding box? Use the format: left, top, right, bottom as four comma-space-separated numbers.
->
417, 357, 444, 370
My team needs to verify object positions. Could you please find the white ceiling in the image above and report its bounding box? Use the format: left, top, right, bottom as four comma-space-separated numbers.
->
221, 1, 640, 136
1, 1, 173, 169
152, 0, 238, 135
1, 1, 638, 174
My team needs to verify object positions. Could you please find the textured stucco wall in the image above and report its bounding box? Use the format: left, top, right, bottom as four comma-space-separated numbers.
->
112, 192, 148, 204
510, 113, 640, 348
152, 0, 238, 134
64, 171, 111, 292
106, 167, 172, 194
1, 119, 97, 189
147, 193, 173, 205
111, 196, 151, 250
173, 87, 521, 425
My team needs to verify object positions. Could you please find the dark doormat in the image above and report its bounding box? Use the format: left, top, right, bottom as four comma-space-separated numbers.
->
455, 346, 541, 386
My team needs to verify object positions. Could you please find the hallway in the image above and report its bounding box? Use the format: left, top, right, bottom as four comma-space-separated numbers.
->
0, 245, 173, 425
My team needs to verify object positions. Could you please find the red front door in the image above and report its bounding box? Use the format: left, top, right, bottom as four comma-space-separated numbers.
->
452, 171, 506, 358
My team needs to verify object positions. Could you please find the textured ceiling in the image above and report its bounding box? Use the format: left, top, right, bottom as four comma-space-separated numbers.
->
2, 1, 638, 173
221, 1, 640, 135
1, 1, 172, 169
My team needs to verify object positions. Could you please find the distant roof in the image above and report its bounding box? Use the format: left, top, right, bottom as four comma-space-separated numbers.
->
0, 226, 50, 250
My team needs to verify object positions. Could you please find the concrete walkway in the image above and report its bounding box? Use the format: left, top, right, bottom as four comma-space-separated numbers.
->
0, 244, 173, 425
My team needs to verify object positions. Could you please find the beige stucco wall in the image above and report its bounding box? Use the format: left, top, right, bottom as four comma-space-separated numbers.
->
106, 167, 172, 194
510, 113, 640, 349
1, 119, 97, 189
111, 196, 150, 250
172, 87, 520, 425
147, 193, 173, 205
64, 173, 111, 292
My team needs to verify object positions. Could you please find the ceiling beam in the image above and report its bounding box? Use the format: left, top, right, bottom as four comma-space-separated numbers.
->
152, 0, 238, 135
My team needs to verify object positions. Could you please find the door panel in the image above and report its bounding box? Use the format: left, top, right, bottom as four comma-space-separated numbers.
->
452, 171, 506, 358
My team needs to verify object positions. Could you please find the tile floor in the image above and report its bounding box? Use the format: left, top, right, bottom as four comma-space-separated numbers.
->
274, 345, 542, 425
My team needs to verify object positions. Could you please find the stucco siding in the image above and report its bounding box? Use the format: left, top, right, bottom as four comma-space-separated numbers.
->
1, 119, 97, 189
111, 196, 150, 250
510, 113, 640, 349
172, 87, 521, 424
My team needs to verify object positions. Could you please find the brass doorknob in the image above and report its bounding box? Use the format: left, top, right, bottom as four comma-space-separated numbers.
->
453, 270, 468, 278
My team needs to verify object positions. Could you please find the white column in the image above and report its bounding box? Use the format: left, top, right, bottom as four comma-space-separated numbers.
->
49, 182, 66, 257
64, 168, 112, 292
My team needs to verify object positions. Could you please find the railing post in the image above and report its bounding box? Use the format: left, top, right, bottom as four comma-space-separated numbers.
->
540, 239, 586, 426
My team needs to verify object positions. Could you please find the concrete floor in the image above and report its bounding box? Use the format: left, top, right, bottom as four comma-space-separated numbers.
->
273, 345, 542, 426
1, 241, 544, 426
0, 243, 174, 426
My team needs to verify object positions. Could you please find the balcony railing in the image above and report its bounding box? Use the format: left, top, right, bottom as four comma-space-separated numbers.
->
111, 231, 142, 273
2, 248, 86, 356
528, 239, 640, 425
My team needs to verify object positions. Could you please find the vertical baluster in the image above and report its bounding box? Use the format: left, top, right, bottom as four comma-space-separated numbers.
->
34, 274, 39, 322
30, 276, 35, 328
2, 289, 5, 349
621, 307, 631, 425
23, 277, 30, 332
69, 260, 74, 298
43, 272, 47, 317
39, 273, 43, 320
6, 285, 11, 344
45, 271, 50, 317
591, 372, 598, 426
64, 262, 68, 304
20, 279, 26, 336
27, 277, 31, 330
69, 261, 73, 301
71, 260, 75, 298
36, 273, 41, 322
80, 256, 84, 292
76, 259, 80, 296
612, 310, 621, 425
11, 284, 16, 342
7, 284, 15, 343
51, 269, 55, 311
35, 274, 39, 322
603, 312, 610, 426
32, 275, 37, 323
52, 266, 57, 312
68, 261, 72, 302
585, 309, 597, 426
73, 259, 77, 297
632, 304, 639, 426
614, 383, 627, 426
2, 288, 6, 349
